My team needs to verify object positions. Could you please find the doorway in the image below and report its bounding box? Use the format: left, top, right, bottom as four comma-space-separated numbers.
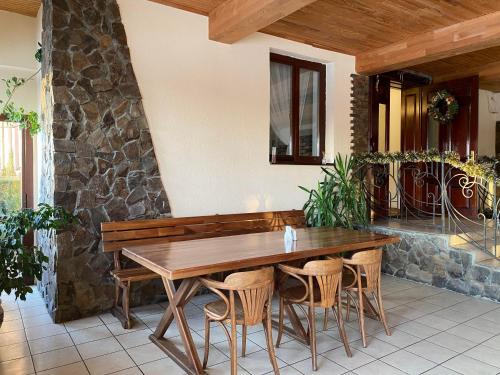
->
370, 75, 479, 218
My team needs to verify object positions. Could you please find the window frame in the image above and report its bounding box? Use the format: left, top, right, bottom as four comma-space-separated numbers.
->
269, 53, 326, 165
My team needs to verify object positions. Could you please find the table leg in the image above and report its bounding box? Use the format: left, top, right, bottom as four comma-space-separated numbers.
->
150, 277, 204, 375
271, 304, 310, 346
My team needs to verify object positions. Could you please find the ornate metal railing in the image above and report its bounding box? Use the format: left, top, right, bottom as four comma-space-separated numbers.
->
362, 159, 500, 259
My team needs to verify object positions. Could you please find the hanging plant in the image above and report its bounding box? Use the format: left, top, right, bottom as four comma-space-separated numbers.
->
428, 89, 459, 124
0, 43, 42, 136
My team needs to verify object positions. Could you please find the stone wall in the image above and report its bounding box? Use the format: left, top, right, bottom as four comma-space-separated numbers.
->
350, 74, 370, 153
371, 225, 500, 302
38, 0, 170, 322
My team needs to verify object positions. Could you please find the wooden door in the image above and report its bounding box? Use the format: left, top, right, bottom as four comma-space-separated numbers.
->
400, 87, 424, 214
369, 76, 391, 217
422, 76, 478, 218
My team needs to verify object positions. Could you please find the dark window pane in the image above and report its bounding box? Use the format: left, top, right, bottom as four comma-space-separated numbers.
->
270, 62, 292, 156
298, 68, 320, 157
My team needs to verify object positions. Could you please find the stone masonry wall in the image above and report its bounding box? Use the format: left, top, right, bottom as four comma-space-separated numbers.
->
371, 225, 500, 302
38, 0, 170, 322
350, 74, 370, 153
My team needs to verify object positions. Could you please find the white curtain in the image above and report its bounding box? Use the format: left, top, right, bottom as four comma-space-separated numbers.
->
299, 70, 319, 155
270, 63, 291, 147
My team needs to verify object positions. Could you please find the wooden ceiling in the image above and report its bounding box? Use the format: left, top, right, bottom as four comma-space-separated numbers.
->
152, 0, 500, 91
0, 0, 40, 17
153, 0, 500, 54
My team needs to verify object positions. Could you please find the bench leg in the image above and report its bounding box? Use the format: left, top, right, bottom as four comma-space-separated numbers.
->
114, 279, 120, 307
122, 281, 131, 329
111, 280, 133, 329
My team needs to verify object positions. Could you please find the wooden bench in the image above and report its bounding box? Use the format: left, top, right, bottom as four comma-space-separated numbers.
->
101, 210, 306, 328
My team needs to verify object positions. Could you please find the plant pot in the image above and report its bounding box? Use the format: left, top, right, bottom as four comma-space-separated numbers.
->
0, 113, 7, 122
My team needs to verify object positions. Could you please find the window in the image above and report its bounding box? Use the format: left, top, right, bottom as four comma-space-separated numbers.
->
0, 122, 33, 211
270, 53, 326, 165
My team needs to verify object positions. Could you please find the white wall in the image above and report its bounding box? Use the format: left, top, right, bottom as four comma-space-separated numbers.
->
0, 10, 40, 207
0, 10, 39, 111
478, 89, 500, 156
118, 0, 355, 216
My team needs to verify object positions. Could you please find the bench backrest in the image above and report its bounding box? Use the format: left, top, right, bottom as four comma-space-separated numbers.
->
101, 210, 306, 253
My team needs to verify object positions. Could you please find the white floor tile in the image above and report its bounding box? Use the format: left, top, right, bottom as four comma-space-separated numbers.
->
22, 313, 53, 328
77, 336, 123, 359
0, 318, 24, 333
0, 329, 27, 347
106, 320, 147, 336
350, 337, 399, 358
70, 325, 112, 345
427, 332, 476, 353
115, 328, 153, 349
126, 342, 167, 365
446, 324, 495, 344
371, 328, 420, 348
463, 317, 500, 335
139, 357, 186, 375
0, 355, 35, 375
406, 341, 457, 364
274, 339, 311, 364
84, 350, 136, 375
423, 365, 461, 375
32, 346, 81, 372
482, 334, 500, 350
480, 307, 500, 324
415, 314, 459, 331
353, 360, 407, 375
196, 345, 229, 367
464, 344, 500, 368
322, 347, 375, 370
35, 361, 89, 375
28, 333, 74, 355
107, 367, 142, 375
443, 354, 499, 375
238, 349, 286, 375
64, 316, 103, 332
25, 323, 66, 341
381, 349, 435, 375
393, 321, 439, 339
206, 360, 251, 375
292, 355, 348, 375
0, 341, 31, 362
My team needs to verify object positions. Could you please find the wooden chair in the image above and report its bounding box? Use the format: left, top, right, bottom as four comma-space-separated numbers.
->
276, 259, 352, 371
341, 249, 390, 347
200, 267, 280, 375
101, 209, 305, 328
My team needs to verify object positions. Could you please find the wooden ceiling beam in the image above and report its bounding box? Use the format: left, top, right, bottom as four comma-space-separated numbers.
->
208, 0, 317, 44
0, 0, 40, 17
356, 11, 500, 75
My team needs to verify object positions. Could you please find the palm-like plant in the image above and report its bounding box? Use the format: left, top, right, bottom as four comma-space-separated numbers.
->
300, 154, 368, 229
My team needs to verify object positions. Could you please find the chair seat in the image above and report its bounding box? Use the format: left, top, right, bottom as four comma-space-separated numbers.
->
111, 267, 159, 282
204, 298, 266, 325
279, 285, 324, 306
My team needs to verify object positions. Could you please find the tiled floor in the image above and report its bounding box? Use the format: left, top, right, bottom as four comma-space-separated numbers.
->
1, 275, 500, 375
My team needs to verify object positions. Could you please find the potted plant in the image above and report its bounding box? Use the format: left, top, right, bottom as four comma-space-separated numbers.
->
300, 153, 368, 229
0, 43, 42, 135
0, 204, 75, 327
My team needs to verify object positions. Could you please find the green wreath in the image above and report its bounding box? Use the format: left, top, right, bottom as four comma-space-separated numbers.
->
428, 89, 459, 123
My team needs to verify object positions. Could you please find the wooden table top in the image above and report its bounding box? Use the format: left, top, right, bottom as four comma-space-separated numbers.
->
122, 227, 400, 280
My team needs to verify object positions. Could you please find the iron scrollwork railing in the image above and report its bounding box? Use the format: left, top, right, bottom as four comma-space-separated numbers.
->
362, 159, 500, 259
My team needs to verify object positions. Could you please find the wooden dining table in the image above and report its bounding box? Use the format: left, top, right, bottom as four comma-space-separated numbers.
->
122, 226, 400, 375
